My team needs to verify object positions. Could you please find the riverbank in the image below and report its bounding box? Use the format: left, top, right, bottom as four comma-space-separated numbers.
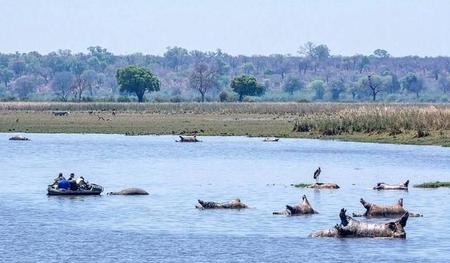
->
1, 102, 449, 146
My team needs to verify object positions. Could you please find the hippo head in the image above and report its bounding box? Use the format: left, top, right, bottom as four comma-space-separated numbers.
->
387, 213, 409, 238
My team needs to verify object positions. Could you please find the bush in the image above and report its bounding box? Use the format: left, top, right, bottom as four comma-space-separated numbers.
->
219, 90, 229, 102
117, 96, 132, 102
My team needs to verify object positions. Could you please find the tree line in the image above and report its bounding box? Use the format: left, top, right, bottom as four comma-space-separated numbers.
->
1, 43, 450, 103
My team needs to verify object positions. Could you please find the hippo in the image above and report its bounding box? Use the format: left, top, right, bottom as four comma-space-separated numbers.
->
195, 198, 248, 209
107, 188, 149, 195
310, 208, 409, 238
273, 195, 318, 215
352, 198, 422, 218
177, 135, 200, 142
263, 137, 279, 142
307, 182, 340, 189
9, 135, 30, 141
373, 180, 409, 190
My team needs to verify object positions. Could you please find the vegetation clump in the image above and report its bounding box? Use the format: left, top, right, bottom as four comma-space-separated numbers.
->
414, 181, 450, 188
292, 183, 310, 188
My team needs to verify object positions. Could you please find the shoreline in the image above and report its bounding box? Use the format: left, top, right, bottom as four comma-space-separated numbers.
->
1, 102, 449, 147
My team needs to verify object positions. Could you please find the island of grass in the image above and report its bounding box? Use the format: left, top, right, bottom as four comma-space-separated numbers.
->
414, 181, 450, 188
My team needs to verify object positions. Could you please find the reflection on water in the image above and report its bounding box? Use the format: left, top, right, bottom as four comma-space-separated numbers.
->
1, 133, 449, 262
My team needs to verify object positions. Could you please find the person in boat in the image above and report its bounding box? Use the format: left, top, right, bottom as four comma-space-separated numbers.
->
76, 176, 88, 189
68, 173, 78, 191
52, 173, 65, 187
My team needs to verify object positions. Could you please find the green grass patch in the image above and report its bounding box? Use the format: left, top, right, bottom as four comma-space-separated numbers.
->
414, 181, 450, 188
291, 183, 310, 188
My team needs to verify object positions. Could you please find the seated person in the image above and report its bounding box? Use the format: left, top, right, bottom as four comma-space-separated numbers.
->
52, 173, 65, 187
68, 173, 78, 191
57, 179, 70, 190
76, 176, 88, 189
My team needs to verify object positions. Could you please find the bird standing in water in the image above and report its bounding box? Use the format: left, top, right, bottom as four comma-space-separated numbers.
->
313, 167, 321, 184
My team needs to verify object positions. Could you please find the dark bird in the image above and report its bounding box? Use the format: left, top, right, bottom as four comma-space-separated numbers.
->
313, 167, 321, 183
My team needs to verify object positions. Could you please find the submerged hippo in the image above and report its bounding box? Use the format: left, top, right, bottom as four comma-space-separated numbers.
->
307, 183, 340, 189
310, 208, 409, 238
195, 198, 248, 209
373, 180, 409, 190
177, 135, 200, 142
352, 198, 422, 218
273, 195, 318, 215
107, 188, 149, 195
263, 137, 279, 142
9, 135, 30, 141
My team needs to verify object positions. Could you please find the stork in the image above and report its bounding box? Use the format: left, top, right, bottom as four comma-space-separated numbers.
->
313, 167, 321, 184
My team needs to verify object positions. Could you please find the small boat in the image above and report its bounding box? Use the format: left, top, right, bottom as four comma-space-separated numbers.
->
9, 135, 30, 141
47, 183, 104, 196
176, 135, 200, 142
263, 137, 279, 142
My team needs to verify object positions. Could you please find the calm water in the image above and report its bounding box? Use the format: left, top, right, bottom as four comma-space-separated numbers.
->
1, 133, 450, 262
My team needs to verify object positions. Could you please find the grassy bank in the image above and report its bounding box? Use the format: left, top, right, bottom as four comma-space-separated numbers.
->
1, 102, 449, 146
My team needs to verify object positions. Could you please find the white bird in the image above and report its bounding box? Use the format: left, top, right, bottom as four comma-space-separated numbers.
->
313, 167, 321, 183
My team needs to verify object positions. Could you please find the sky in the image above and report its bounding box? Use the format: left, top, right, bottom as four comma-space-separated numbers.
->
1, 0, 449, 57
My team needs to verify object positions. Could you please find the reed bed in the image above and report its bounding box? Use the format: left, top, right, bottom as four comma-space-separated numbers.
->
293, 105, 450, 135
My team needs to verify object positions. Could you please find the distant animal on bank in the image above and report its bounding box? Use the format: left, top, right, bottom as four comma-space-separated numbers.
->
52, 111, 69, 116
310, 208, 409, 238
352, 198, 422, 218
195, 198, 248, 209
273, 195, 318, 215
373, 180, 409, 190
107, 188, 149, 195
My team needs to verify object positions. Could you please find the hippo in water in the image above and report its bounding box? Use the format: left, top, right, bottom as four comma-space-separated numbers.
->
195, 198, 248, 209
352, 198, 422, 218
177, 135, 200, 142
9, 135, 30, 141
307, 183, 340, 189
310, 208, 409, 238
107, 188, 149, 195
273, 195, 318, 215
373, 180, 409, 191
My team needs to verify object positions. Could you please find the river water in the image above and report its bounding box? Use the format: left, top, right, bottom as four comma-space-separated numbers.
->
1, 133, 449, 262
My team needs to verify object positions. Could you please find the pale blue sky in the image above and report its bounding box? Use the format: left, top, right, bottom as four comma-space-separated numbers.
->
1, 0, 449, 56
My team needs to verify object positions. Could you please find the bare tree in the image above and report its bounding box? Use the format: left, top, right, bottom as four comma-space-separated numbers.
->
52, 71, 74, 102
189, 63, 217, 102
360, 74, 384, 101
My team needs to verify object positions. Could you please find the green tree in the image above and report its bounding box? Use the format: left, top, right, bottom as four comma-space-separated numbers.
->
0, 67, 14, 87
116, 65, 160, 102
329, 79, 345, 101
307, 80, 326, 100
401, 73, 424, 98
373, 49, 390, 58
283, 77, 304, 95
230, 75, 264, 101
13, 75, 42, 99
